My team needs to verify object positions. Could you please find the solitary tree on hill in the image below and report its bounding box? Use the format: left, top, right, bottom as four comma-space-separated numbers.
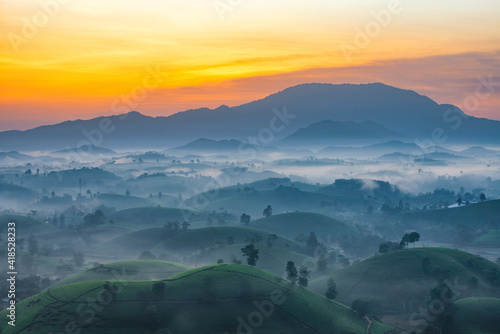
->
298, 266, 311, 287
325, 277, 338, 300
286, 261, 298, 284
241, 244, 259, 267
263, 205, 273, 217
240, 213, 251, 226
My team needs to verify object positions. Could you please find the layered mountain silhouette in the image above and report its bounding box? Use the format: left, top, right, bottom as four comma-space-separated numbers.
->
281, 119, 404, 146
1, 83, 499, 151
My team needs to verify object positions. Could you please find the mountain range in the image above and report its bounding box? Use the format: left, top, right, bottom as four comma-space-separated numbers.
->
1, 83, 499, 151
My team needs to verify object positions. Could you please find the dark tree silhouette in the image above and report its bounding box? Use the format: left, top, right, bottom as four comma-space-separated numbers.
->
286, 261, 298, 284
325, 277, 338, 300
241, 244, 259, 267
263, 205, 273, 217
298, 266, 311, 287
240, 213, 251, 226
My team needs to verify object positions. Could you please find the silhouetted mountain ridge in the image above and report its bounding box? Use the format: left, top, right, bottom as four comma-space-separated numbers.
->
1, 83, 499, 151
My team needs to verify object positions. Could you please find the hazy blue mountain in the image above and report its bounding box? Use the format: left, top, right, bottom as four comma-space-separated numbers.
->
0, 151, 33, 161
319, 140, 423, 157
53, 145, 116, 155
459, 146, 500, 156
280, 119, 404, 146
1, 83, 499, 151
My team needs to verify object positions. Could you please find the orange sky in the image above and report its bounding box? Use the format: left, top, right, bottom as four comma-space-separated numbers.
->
1, 0, 499, 130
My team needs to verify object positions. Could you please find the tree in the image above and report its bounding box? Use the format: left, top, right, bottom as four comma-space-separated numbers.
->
73, 250, 85, 267
379, 241, 401, 253
351, 299, 379, 318
82, 210, 105, 228
306, 231, 319, 255
298, 266, 311, 287
480, 193, 486, 201
457, 197, 462, 206
408, 232, 421, 247
126, 189, 131, 196
217, 259, 224, 264
240, 213, 251, 226
286, 261, 298, 284
28, 236, 38, 255
241, 244, 259, 267
263, 205, 273, 217
325, 277, 338, 300
399, 232, 420, 248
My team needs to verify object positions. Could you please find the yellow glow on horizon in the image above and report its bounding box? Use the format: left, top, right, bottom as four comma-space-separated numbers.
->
1, 0, 500, 129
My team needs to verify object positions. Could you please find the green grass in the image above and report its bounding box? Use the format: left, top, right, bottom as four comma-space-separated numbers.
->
187, 243, 316, 276
471, 230, 500, 247
251, 212, 359, 241
108, 206, 202, 229
403, 200, 500, 228
48, 260, 190, 288
0, 264, 393, 334
151, 226, 307, 255
184, 186, 378, 217
94, 226, 306, 259
309, 248, 500, 312
0, 214, 55, 233
452, 297, 500, 334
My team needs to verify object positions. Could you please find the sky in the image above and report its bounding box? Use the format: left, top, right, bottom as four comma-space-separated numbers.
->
0, 0, 499, 130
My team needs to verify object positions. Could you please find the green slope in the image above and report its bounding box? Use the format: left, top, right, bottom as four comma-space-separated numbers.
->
471, 230, 500, 247
108, 206, 202, 229
48, 260, 190, 288
94, 226, 306, 258
0, 265, 393, 334
452, 297, 500, 334
188, 244, 317, 276
403, 200, 500, 227
309, 248, 500, 311
251, 212, 359, 241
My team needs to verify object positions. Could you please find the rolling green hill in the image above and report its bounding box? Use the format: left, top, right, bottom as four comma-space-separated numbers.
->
0, 214, 55, 234
404, 200, 500, 227
184, 185, 378, 217
451, 297, 500, 334
152, 226, 307, 255
251, 212, 359, 241
309, 248, 500, 312
0, 264, 393, 334
49, 260, 190, 288
108, 206, 203, 229
471, 230, 500, 247
187, 244, 317, 276
93, 226, 306, 259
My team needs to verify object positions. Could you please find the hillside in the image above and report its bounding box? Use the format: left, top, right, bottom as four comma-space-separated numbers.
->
282, 120, 403, 145
49, 260, 190, 288
309, 248, 500, 312
94, 226, 306, 258
250, 212, 359, 241
185, 244, 317, 276
451, 297, 500, 334
108, 206, 203, 229
0, 264, 393, 334
184, 185, 378, 217
403, 199, 500, 228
